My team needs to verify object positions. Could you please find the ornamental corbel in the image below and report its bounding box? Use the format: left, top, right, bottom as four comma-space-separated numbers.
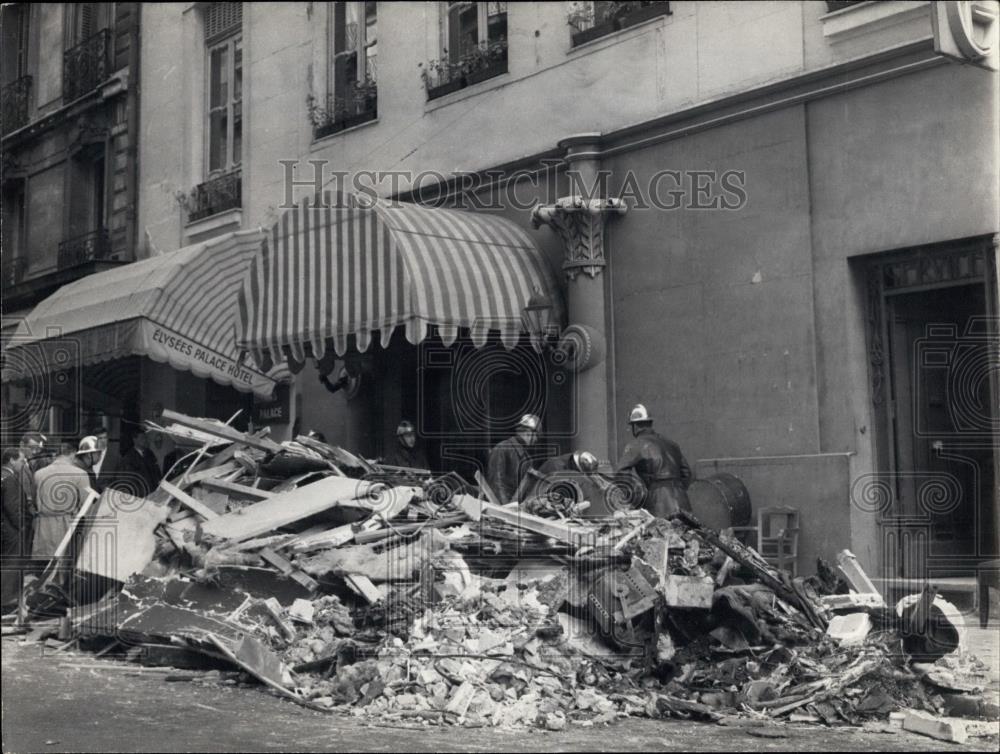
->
531, 196, 627, 280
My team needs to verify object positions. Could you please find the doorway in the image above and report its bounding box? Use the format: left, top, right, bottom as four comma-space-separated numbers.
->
866, 238, 998, 578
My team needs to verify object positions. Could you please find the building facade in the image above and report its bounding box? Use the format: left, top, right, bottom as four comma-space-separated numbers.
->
1, 2, 142, 443
126, 0, 998, 577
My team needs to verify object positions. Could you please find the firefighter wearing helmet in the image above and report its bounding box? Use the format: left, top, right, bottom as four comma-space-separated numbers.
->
615, 404, 692, 518
382, 420, 430, 470
487, 414, 542, 504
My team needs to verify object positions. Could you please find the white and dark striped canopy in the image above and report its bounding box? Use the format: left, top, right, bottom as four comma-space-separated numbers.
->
237, 195, 564, 366
3, 230, 282, 396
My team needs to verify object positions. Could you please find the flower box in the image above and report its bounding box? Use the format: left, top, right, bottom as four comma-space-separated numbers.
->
570, 18, 619, 47
619, 2, 671, 28
427, 77, 465, 100
465, 61, 507, 86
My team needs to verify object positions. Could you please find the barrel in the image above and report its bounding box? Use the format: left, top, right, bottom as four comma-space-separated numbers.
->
687, 472, 752, 530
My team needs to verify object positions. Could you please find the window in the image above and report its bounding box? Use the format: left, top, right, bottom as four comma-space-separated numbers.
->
206, 30, 242, 174
567, 1, 671, 47
423, 2, 507, 99
446, 1, 507, 64
315, 1, 377, 138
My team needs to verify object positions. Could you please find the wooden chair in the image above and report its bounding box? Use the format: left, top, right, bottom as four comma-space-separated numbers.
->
756, 506, 800, 577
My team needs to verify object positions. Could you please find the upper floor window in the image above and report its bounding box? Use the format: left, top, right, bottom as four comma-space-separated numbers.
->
423, 2, 507, 100
312, 1, 378, 138
567, 1, 671, 47
205, 3, 242, 175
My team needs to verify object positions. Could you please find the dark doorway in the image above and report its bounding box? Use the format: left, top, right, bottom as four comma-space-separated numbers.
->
866, 238, 998, 578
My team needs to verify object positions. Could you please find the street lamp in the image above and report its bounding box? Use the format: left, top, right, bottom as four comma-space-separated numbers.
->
523, 287, 557, 352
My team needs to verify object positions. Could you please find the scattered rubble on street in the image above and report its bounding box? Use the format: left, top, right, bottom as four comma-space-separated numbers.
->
3, 410, 998, 741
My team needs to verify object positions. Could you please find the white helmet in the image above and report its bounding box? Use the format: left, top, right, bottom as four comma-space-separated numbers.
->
627, 403, 652, 424
517, 414, 541, 431
572, 450, 599, 473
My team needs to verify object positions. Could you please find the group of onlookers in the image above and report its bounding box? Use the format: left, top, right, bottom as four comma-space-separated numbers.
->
1, 427, 167, 565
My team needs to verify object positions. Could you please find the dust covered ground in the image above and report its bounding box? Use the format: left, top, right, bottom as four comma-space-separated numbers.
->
3, 626, 998, 753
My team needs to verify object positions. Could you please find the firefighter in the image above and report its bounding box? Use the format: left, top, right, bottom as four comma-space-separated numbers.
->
486, 414, 541, 504
615, 403, 692, 518
382, 420, 429, 470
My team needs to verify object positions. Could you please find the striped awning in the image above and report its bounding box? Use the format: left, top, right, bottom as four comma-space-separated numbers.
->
237, 194, 564, 366
2, 230, 280, 396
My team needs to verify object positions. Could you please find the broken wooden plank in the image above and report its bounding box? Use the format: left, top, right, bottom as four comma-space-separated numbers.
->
160, 409, 284, 454
474, 470, 504, 506
76, 488, 170, 582
201, 477, 383, 543
259, 548, 319, 592
457, 494, 599, 547
836, 549, 884, 604
344, 574, 383, 604
199, 477, 275, 500
38, 489, 100, 589
159, 480, 219, 520
176, 462, 240, 488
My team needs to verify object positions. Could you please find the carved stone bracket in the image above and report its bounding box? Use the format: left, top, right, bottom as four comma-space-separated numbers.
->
531, 196, 627, 280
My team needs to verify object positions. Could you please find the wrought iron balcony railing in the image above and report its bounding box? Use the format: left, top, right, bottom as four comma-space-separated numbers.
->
186, 170, 242, 222
58, 228, 113, 270
1, 257, 28, 289
1, 76, 32, 136
63, 28, 111, 103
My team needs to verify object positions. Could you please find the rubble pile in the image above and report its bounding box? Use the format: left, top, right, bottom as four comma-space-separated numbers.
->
4, 410, 997, 740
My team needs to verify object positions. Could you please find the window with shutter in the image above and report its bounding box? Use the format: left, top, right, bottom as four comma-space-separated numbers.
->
205, 2, 243, 43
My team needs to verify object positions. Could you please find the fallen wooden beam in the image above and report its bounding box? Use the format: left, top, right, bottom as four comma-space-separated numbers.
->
201, 476, 383, 543
160, 409, 283, 454
199, 478, 275, 500
159, 480, 219, 521
457, 495, 599, 548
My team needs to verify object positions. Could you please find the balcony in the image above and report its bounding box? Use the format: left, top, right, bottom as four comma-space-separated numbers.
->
422, 39, 509, 101
309, 80, 378, 140
186, 170, 242, 222
1, 76, 32, 136
58, 228, 113, 270
1, 257, 27, 289
63, 28, 111, 103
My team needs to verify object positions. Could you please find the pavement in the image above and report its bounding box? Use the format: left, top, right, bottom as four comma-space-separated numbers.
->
3, 620, 999, 753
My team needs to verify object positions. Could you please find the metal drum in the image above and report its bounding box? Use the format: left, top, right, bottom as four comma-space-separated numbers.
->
687, 472, 752, 530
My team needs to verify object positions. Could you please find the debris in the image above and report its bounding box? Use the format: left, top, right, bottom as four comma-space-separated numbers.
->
835, 549, 884, 604
824, 612, 872, 646
900, 709, 968, 744
201, 477, 384, 542
662, 575, 715, 609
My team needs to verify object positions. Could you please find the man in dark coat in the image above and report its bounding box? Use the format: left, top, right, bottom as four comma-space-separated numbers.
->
486, 414, 541, 504
615, 404, 692, 518
112, 430, 161, 497
4, 433, 44, 557
382, 421, 430, 470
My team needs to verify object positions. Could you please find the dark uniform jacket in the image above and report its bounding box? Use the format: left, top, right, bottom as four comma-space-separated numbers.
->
112, 448, 161, 498
616, 428, 692, 517
382, 442, 430, 471
486, 435, 534, 504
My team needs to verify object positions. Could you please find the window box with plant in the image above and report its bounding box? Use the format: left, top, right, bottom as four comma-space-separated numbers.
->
308, 79, 378, 140
421, 56, 466, 100
567, 1, 671, 47
463, 37, 508, 85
